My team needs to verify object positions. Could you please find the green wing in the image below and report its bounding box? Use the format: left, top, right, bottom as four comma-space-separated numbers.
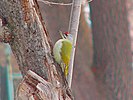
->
61, 39, 72, 76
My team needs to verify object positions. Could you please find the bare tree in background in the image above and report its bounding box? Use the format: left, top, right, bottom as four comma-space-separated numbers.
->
90, 0, 133, 100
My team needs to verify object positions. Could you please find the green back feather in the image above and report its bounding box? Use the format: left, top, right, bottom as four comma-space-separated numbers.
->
60, 39, 72, 76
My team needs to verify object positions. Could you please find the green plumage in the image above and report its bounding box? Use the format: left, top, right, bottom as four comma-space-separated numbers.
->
53, 38, 72, 77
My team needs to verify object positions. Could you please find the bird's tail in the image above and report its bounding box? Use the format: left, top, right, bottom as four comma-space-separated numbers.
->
61, 63, 69, 78
64, 65, 68, 78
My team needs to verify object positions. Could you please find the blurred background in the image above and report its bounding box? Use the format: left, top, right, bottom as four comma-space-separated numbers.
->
0, 0, 133, 100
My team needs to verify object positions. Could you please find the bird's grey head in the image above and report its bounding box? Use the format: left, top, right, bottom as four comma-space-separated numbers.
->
64, 32, 73, 43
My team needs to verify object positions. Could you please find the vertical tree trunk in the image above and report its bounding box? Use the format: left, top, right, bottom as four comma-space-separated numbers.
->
0, 0, 50, 79
90, 0, 133, 99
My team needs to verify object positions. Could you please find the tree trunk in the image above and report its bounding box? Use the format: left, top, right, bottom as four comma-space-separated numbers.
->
90, 0, 133, 100
0, 0, 73, 99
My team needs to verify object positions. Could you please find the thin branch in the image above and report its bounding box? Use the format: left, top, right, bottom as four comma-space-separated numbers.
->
37, 0, 73, 6
37, 0, 92, 6
67, 0, 82, 88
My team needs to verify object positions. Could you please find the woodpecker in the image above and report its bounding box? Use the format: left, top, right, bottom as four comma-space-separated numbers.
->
53, 31, 73, 77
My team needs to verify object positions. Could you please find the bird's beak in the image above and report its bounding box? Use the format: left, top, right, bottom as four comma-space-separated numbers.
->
63, 34, 67, 39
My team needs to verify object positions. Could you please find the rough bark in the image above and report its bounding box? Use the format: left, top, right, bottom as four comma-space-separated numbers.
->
90, 0, 133, 100
16, 70, 72, 100
0, 0, 73, 99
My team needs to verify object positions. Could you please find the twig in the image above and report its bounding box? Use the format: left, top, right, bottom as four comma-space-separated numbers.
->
67, 0, 82, 88
37, 0, 73, 6
37, 0, 92, 6
88, 0, 93, 2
